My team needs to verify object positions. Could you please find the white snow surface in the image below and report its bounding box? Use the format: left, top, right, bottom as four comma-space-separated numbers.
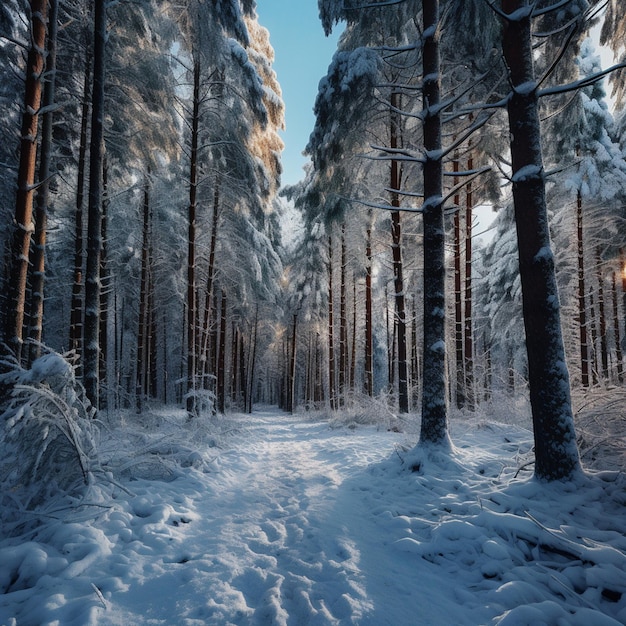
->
1, 406, 626, 625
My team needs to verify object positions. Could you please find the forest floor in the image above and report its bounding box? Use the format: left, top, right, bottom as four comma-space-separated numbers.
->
1, 401, 626, 625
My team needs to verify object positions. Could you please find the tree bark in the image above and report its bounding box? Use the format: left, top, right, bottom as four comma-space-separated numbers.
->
419, 0, 449, 446
328, 234, 337, 410
365, 214, 373, 396
621, 248, 626, 374
577, 190, 589, 387
238, 330, 246, 409
136, 176, 151, 412
595, 247, 609, 381
589, 290, 599, 385
390, 91, 409, 414
99, 158, 112, 407
411, 298, 419, 407
350, 274, 356, 392
5, 0, 48, 362
290, 313, 297, 413
217, 289, 227, 414
186, 59, 200, 415
610, 270, 623, 383
246, 304, 259, 413
200, 178, 220, 388
464, 150, 475, 410
69, 51, 91, 368
84, 0, 107, 408
230, 322, 237, 402
339, 225, 347, 406
27, 0, 59, 365
386, 285, 392, 389
501, 0, 580, 480
453, 154, 465, 408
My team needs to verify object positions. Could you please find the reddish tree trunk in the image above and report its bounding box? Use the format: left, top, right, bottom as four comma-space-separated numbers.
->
28, 0, 59, 365
5, 0, 48, 362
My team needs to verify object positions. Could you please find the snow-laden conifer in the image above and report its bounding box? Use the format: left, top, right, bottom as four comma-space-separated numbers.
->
0, 352, 98, 530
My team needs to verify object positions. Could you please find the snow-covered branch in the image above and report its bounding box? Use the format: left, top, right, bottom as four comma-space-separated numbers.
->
346, 196, 423, 213
539, 61, 626, 98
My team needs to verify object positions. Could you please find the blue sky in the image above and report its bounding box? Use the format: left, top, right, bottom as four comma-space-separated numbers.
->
255, 1, 342, 186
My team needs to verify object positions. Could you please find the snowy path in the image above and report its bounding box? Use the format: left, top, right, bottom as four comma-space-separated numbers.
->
106, 409, 463, 625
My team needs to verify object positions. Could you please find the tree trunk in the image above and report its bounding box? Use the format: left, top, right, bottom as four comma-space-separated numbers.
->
5, 0, 48, 362
350, 274, 356, 392
501, 0, 580, 480
386, 285, 392, 389
390, 91, 409, 414
304, 330, 314, 402
239, 330, 246, 409
186, 59, 200, 415
328, 234, 337, 410
365, 214, 373, 396
290, 313, 297, 413
217, 289, 227, 414
84, 0, 107, 408
27, 0, 59, 365
200, 178, 220, 388
69, 51, 91, 368
610, 270, 623, 383
230, 322, 237, 403
577, 190, 589, 387
589, 289, 599, 385
147, 282, 157, 398
136, 176, 151, 412
99, 156, 110, 407
483, 335, 492, 403
411, 298, 419, 407
419, 0, 449, 446
246, 304, 259, 413
621, 248, 626, 375
316, 335, 323, 403
339, 225, 347, 406
210, 291, 219, 380
595, 247, 609, 381
464, 150, 475, 410
453, 154, 465, 409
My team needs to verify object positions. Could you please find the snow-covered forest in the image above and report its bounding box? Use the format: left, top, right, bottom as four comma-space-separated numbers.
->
1, 0, 626, 624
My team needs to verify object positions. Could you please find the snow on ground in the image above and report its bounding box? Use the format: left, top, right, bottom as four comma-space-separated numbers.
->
1, 404, 626, 625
